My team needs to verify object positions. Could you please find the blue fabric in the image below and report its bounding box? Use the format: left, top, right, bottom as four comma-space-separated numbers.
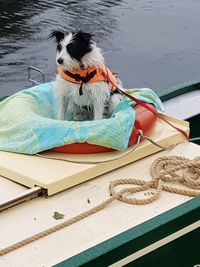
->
0, 83, 164, 154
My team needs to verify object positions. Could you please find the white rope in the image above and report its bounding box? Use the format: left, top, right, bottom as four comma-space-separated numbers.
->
138, 130, 176, 150
36, 131, 178, 164
36, 133, 142, 164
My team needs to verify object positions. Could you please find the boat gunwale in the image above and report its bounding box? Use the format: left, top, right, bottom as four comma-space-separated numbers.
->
160, 78, 200, 101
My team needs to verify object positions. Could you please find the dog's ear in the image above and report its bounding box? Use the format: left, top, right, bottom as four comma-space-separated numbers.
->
76, 30, 93, 43
49, 31, 65, 43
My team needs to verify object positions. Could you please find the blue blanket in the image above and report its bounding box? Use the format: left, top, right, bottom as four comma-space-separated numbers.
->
0, 83, 164, 154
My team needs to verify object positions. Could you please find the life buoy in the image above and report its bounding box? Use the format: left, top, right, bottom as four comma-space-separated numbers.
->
50, 103, 157, 154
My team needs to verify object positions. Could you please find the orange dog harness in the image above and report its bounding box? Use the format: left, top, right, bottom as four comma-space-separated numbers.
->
57, 65, 118, 95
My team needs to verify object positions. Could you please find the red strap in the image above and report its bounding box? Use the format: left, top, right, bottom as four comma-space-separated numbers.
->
120, 90, 189, 139
101, 69, 188, 139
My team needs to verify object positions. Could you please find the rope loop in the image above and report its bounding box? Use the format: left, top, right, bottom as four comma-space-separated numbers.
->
109, 178, 162, 205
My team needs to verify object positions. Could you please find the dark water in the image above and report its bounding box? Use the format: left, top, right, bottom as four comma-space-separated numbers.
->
1, 0, 200, 97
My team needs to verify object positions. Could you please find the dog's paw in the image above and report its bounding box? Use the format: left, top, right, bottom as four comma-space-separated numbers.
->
73, 114, 88, 121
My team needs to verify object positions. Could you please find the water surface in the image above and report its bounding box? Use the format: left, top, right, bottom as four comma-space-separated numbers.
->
1, 0, 200, 97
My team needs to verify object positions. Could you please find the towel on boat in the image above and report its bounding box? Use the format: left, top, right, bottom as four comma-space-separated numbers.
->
0, 83, 164, 154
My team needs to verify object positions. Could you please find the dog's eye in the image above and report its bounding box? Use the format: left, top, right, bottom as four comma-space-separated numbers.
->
57, 44, 62, 52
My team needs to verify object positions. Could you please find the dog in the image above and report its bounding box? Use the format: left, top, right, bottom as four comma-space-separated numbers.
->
49, 30, 123, 121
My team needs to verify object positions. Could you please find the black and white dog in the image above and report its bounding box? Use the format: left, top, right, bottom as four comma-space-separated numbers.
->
49, 30, 123, 121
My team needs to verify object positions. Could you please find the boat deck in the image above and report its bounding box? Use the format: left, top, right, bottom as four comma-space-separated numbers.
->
0, 142, 200, 267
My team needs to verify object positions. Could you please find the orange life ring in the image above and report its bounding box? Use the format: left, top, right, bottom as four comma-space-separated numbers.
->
50, 103, 157, 154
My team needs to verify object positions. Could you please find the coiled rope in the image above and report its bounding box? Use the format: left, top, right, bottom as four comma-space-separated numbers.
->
0, 155, 200, 256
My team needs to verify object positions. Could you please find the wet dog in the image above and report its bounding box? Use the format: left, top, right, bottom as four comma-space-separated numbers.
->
49, 30, 123, 121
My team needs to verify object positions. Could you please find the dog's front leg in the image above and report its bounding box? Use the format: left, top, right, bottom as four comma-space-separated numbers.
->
57, 96, 74, 121
57, 97, 67, 120
93, 101, 104, 120
65, 101, 75, 121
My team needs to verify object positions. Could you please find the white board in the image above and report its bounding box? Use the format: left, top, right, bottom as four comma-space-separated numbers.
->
0, 115, 189, 195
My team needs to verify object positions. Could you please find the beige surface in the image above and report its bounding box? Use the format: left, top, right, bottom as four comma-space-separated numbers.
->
0, 142, 199, 267
0, 114, 189, 195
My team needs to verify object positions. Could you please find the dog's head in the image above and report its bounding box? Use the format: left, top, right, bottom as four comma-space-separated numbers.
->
49, 30, 104, 70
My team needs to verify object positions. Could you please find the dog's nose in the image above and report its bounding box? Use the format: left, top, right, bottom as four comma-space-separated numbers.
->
57, 57, 64, 64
